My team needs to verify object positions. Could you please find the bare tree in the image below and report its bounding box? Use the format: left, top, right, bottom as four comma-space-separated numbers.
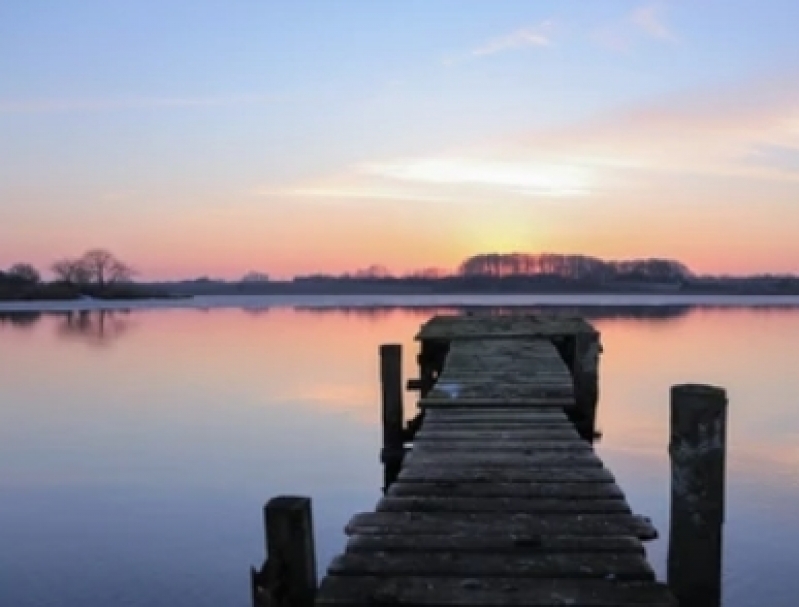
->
108, 259, 135, 284
78, 249, 135, 286
7, 263, 41, 284
52, 258, 90, 285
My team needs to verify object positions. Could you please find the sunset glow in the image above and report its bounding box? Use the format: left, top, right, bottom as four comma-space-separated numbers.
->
2, 2, 799, 279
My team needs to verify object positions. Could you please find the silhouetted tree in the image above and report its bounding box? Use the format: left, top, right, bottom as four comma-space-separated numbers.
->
78, 249, 135, 286
458, 253, 692, 282
51, 258, 90, 285
7, 263, 41, 284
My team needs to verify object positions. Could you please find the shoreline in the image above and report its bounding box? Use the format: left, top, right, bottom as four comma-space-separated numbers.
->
2, 292, 799, 312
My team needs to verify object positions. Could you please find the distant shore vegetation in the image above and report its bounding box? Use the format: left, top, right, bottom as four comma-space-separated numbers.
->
167, 253, 799, 296
2, 252, 798, 301
0, 249, 170, 301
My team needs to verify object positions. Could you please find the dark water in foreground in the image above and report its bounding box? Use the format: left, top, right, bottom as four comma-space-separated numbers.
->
1, 300, 798, 606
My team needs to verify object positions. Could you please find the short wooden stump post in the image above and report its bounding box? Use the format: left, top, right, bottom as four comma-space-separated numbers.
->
380, 344, 404, 489
252, 496, 317, 607
668, 383, 727, 607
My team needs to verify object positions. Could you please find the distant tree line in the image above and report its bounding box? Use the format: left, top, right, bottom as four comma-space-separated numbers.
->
457, 253, 693, 282
290, 253, 693, 284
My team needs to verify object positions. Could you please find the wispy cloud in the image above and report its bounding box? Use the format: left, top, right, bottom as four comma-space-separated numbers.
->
472, 21, 553, 57
443, 20, 553, 65
266, 73, 799, 211
0, 94, 271, 114
360, 156, 592, 197
592, 2, 677, 51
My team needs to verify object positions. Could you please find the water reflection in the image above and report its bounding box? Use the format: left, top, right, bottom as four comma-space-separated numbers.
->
56, 310, 134, 346
3, 303, 798, 344
0, 311, 42, 328
1, 304, 798, 607
0, 310, 135, 345
292, 304, 695, 321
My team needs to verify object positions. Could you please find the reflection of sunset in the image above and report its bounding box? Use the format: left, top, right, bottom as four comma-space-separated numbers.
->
5, 306, 797, 469
3, 305, 799, 606
594, 308, 799, 477
57, 307, 442, 426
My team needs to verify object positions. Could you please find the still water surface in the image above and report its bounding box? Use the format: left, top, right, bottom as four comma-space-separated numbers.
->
1, 300, 798, 606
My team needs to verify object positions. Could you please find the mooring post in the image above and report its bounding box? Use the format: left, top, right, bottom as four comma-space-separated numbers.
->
573, 330, 601, 440
380, 344, 404, 488
668, 384, 727, 607
252, 496, 318, 607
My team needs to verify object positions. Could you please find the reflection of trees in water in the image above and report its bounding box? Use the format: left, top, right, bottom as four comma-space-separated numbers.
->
293, 305, 696, 322
0, 310, 135, 344
242, 308, 271, 316
0, 311, 43, 328
56, 310, 133, 345
294, 306, 452, 323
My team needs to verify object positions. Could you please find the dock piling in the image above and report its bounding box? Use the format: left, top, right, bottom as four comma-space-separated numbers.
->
573, 331, 601, 440
380, 344, 404, 487
252, 496, 318, 607
668, 383, 727, 607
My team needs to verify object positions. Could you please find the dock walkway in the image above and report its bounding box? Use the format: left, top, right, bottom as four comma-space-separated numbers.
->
306, 316, 674, 606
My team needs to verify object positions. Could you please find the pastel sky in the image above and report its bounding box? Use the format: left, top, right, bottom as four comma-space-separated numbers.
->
2, 1, 798, 280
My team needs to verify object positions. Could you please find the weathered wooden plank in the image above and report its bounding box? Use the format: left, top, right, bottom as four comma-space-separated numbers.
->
346, 534, 644, 554
328, 552, 655, 581
387, 481, 625, 499
420, 398, 575, 409
413, 429, 582, 441
418, 422, 576, 432
423, 405, 567, 414
446, 351, 562, 359
403, 451, 603, 468
410, 441, 591, 453
430, 380, 574, 398
432, 380, 575, 389
346, 512, 658, 541
424, 416, 569, 428
376, 496, 631, 514
440, 370, 570, 379
447, 350, 566, 356
444, 353, 568, 361
437, 376, 573, 384
317, 576, 676, 607
418, 422, 575, 431
398, 467, 616, 484
441, 367, 570, 376
437, 369, 573, 377
423, 409, 569, 420
421, 414, 570, 424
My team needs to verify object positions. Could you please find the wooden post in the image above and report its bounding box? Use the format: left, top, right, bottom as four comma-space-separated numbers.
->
252, 496, 317, 607
668, 384, 727, 607
573, 331, 601, 441
380, 344, 404, 488
418, 341, 435, 397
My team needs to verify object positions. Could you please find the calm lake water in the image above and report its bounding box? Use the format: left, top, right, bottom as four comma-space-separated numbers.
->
2, 298, 798, 607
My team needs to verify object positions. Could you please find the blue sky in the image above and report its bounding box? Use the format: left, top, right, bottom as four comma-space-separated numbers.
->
2, 1, 798, 278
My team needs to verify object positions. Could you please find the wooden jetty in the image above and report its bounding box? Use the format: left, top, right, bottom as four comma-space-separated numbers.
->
252, 313, 728, 607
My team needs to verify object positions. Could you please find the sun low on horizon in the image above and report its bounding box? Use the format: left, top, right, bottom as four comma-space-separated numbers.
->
2, 1, 799, 281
